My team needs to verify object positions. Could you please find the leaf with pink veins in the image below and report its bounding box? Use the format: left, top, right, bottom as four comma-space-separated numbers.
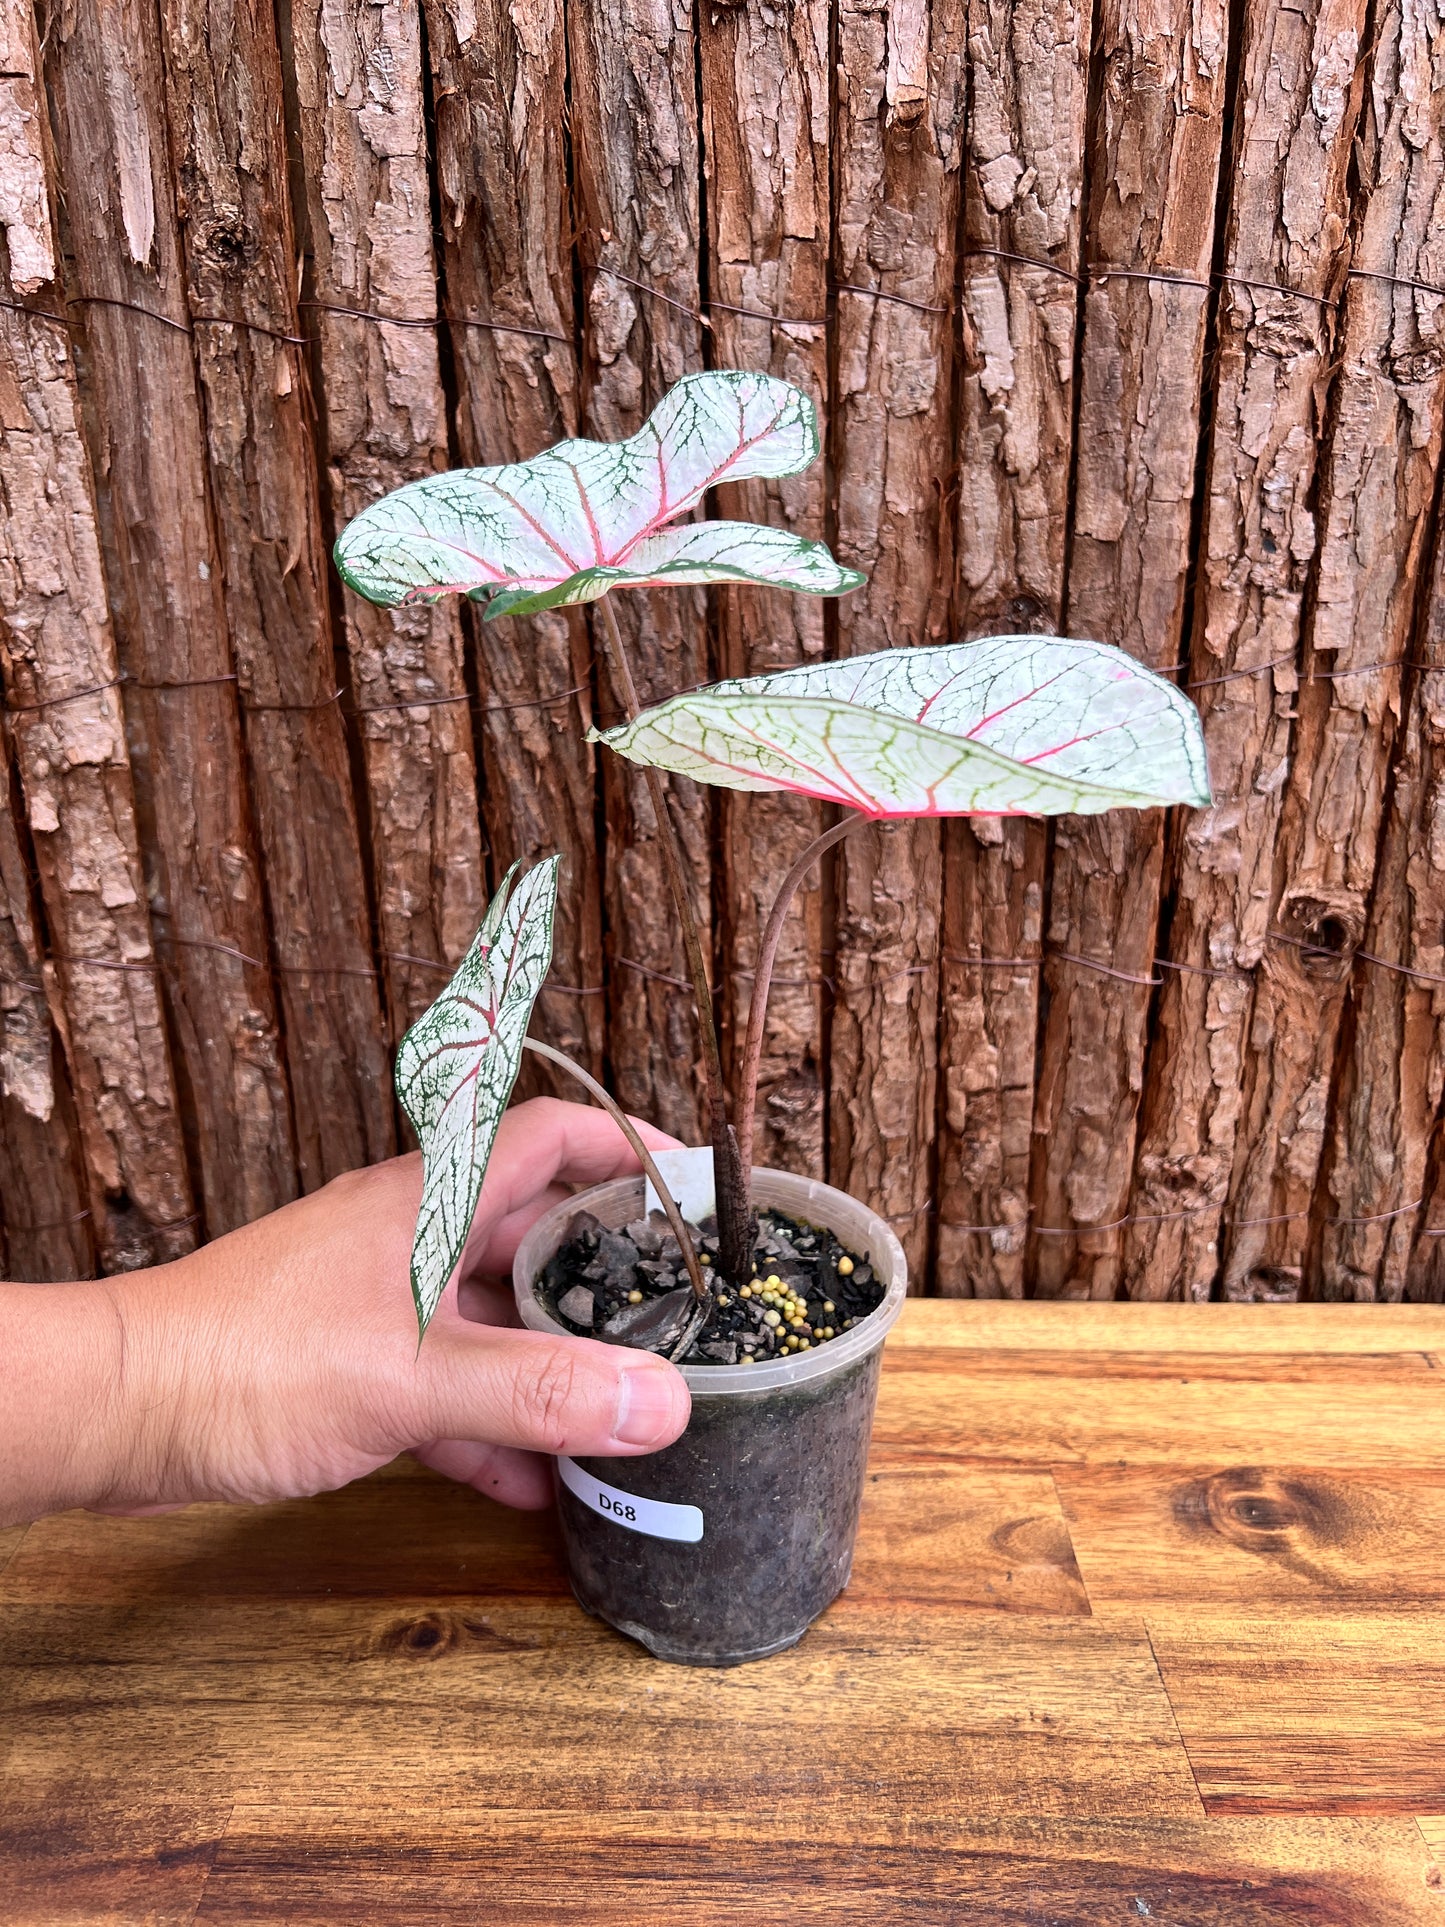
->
396, 856, 560, 1339
590, 636, 1211, 818
333, 370, 863, 615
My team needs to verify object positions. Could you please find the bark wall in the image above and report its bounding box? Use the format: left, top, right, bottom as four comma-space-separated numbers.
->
2, 0, 1442, 1303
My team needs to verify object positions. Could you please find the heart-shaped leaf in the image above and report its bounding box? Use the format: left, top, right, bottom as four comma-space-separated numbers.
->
396, 856, 560, 1338
589, 636, 1211, 817
333, 370, 864, 616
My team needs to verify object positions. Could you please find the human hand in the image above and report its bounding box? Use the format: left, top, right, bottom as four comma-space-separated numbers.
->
0, 1099, 692, 1526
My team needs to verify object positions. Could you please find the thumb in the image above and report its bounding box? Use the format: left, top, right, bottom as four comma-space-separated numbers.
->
409, 1325, 691, 1459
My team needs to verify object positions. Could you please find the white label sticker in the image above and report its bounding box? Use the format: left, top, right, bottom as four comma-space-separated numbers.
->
643, 1145, 716, 1227
556, 1456, 704, 1543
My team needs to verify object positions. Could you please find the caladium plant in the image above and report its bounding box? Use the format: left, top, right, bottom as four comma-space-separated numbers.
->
343, 370, 1211, 1339
590, 636, 1210, 818
334, 369, 864, 618
394, 858, 560, 1335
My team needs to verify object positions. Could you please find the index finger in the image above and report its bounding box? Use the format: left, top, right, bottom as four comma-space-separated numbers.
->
470, 1096, 683, 1246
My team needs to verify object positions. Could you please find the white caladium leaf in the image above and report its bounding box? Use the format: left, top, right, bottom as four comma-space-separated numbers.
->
590, 636, 1211, 818
396, 856, 560, 1338
333, 369, 864, 615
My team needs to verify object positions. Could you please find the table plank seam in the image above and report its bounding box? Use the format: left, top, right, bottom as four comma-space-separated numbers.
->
1048, 1465, 1095, 1619
1144, 1622, 1209, 1819
179, 1799, 232, 1927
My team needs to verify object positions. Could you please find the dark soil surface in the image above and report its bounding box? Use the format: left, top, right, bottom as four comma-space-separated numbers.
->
538, 1207, 885, 1364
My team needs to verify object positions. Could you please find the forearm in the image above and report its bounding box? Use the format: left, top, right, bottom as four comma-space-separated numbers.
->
0, 1278, 139, 1527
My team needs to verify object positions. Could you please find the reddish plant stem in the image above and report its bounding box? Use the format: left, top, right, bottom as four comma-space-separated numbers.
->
736, 814, 868, 1175
593, 597, 746, 1276
521, 1036, 709, 1303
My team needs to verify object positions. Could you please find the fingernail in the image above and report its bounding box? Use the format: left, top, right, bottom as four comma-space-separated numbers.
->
612, 1363, 686, 1447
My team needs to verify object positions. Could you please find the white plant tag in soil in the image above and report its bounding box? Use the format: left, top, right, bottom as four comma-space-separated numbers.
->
556, 1457, 704, 1544
643, 1146, 716, 1225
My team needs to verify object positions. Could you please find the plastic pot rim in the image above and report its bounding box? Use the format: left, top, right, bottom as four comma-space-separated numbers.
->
511, 1166, 909, 1395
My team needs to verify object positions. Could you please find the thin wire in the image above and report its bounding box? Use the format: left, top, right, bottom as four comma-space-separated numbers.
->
837, 282, 949, 317
303, 297, 571, 348
5, 1207, 92, 1236
1051, 949, 1163, 987
242, 687, 344, 714
67, 293, 191, 335
709, 297, 825, 329
963, 246, 1079, 283
1346, 268, 1445, 303
1186, 649, 1297, 690
5, 674, 124, 713
590, 268, 713, 332
353, 677, 589, 717
613, 955, 692, 990
1090, 265, 1211, 294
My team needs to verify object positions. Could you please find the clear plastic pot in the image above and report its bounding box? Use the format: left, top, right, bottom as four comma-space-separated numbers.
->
512, 1168, 908, 1667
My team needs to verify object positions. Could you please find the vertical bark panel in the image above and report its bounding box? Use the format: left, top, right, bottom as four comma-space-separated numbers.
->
701, 0, 832, 1176
0, 724, 93, 1281
42, 0, 298, 1238
1220, 0, 1445, 1301
568, 0, 710, 1143
937, 0, 1091, 1295
1402, 516, 1445, 1304
421, 0, 605, 1091
1124, 0, 1366, 1298
1323, 656, 1445, 1301
287, 0, 485, 1034
1031, 0, 1232, 1299
154, 0, 394, 1185
832, 0, 966, 1280
0, 2, 193, 1269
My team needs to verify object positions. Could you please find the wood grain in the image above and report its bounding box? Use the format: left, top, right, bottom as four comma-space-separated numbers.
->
189, 1811, 1443, 1925
1125, 0, 1367, 1301
1057, 1464, 1445, 1610
701, 0, 832, 1177
845, 1459, 1091, 1611
286, 0, 485, 1037
0, 1796, 227, 1927
153, 0, 395, 1186
871, 1347, 1445, 1465
882, 1295, 1445, 1350
1153, 1613, 1445, 1813
5, 1304, 1445, 1919
420, 0, 605, 1092
830, 0, 966, 1277
937, 0, 1090, 1297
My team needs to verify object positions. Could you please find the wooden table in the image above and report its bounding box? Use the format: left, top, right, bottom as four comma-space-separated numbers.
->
3, 1301, 1444, 1922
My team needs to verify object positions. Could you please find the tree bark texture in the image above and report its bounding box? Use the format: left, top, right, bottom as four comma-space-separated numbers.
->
830, 0, 966, 1282
1124, 0, 1367, 1299
1030, 0, 1232, 1299
41, 0, 299, 1241
700, 0, 833, 1178
150, 0, 394, 1186
568, 0, 710, 1144
0, 719, 93, 1282
1218, 0, 1445, 1302
1399, 516, 1445, 1305
287, 0, 485, 1040
3, 0, 1443, 1301
937, 0, 1091, 1296
420, 0, 605, 1096
0, 4, 194, 1271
